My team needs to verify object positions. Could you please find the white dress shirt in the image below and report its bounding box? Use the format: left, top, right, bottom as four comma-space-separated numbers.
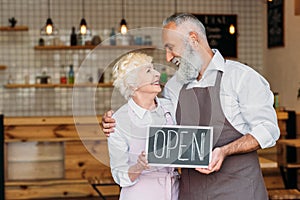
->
108, 97, 175, 187
163, 49, 280, 149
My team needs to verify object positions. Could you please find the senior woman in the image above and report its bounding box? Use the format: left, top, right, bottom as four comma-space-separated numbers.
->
107, 52, 179, 200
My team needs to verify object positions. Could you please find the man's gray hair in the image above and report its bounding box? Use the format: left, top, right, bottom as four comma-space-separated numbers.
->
163, 13, 207, 40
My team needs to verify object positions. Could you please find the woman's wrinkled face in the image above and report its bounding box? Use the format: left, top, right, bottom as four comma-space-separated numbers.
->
135, 64, 161, 94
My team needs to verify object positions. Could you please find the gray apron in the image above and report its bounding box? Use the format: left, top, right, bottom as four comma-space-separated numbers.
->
176, 71, 268, 200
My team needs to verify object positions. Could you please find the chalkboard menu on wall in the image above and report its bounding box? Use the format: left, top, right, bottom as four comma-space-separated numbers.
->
267, 0, 284, 48
194, 14, 237, 58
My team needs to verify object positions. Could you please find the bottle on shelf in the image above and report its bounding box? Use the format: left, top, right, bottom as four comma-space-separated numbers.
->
7, 74, 14, 84
77, 32, 84, 46
70, 27, 77, 46
60, 65, 67, 84
98, 68, 105, 83
274, 92, 280, 111
160, 67, 168, 85
144, 35, 152, 45
109, 27, 116, 46
68, 65, 74, 84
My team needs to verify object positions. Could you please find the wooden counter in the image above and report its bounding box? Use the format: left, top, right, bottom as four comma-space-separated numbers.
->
278, 139, 300, 148
3, 116, 119, 199
2, 111, 291, 198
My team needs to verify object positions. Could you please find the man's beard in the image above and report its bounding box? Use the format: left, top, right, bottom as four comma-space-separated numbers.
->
175, 43, 203, 84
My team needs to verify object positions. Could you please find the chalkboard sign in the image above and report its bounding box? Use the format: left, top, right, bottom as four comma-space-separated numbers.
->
194, 14, 237, 58
146, 125, 213, 168
267, 0, 284, 48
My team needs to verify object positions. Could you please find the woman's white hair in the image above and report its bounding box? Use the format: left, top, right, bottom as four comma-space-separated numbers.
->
112, 52, 153, 100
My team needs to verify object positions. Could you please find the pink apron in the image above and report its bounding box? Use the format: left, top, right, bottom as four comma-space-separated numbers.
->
119, 104, 179, 200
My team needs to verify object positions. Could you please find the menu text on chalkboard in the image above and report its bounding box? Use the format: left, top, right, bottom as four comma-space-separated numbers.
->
267, 0, 284, 48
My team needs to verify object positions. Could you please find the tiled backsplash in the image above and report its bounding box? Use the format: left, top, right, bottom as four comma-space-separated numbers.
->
0, 0, 264, 116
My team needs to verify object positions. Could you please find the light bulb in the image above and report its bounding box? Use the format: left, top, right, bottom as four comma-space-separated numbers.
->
46, 24, 53, 35
80, 25, 87, 35
121, 24, 128, 34
229, 24, 235, 35
120, 18, 128, 35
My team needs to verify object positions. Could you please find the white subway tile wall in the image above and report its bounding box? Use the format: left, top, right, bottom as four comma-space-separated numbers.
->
0, 0, 264, 116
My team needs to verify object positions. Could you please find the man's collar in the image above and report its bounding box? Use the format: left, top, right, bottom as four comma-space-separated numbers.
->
185, 49, 225, 89
203, 49, 225, 74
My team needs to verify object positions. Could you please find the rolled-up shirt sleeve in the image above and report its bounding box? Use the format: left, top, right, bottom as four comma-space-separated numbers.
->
108, 128, 138, 187
238, 71, 280, 149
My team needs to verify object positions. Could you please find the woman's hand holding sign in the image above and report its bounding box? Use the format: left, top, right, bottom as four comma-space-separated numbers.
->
128, 151, 149, 182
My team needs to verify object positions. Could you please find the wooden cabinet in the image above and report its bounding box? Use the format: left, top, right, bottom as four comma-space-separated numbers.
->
3, 116, 119, 199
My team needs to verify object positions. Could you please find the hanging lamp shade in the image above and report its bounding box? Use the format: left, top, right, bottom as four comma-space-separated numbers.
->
79, 0, 91, 35
228, 0, 236, 35
120, 0, 128, 34
40, 0, 58, 35
79, 18, 87, 35
120, 18, 128, 34
40, 18, 58, 35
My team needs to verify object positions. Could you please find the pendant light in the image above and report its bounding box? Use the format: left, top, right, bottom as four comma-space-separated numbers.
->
229, 24, 235, 35
229, 0, 236, 35
40, 0, 58, 35
174, 0, 177, 14
120, 0, 128, 34
79, 0, 90, 35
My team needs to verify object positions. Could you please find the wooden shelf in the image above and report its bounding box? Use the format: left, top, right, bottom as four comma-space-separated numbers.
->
0, 65, 7, 70
4, 116, 102, 126
259, 157, 278, 169
34, 45, 156, 50
5, 179, 88, 187
0, 26, 28, 31
4, 83, 113, 89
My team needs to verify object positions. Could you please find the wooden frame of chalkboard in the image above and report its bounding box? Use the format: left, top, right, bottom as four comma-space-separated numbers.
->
146, 125, 213, 168
267, 0, 284, 48
193, 14, 238, 58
